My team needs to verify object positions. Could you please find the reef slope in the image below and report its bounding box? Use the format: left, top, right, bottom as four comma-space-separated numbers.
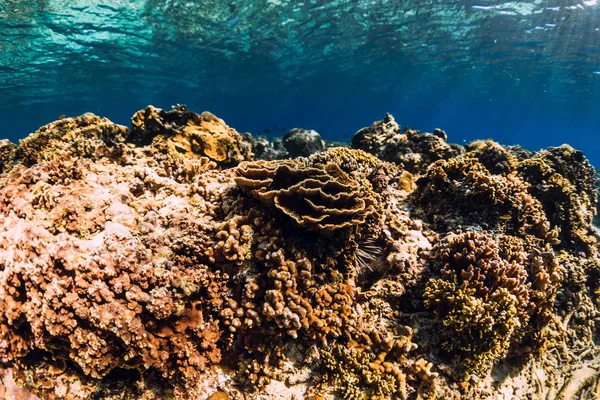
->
0, 107, 599, 400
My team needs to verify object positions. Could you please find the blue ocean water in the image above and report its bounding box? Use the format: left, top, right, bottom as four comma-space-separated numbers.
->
1, 0, 599, 166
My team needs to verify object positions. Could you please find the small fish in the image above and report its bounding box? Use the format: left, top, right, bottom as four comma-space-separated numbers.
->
59, 114, 66, 119
263, 129, 271, 133
499, 214, 512, 220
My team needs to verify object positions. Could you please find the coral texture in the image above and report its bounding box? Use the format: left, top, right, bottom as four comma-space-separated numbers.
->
423, 231, 561, 373
282, 128, 325, 158
128, 105, 254, 167
351, 113, 463, 174
234, 155, 380, 231
0, 139, 17, 174
17, 113, 129, 166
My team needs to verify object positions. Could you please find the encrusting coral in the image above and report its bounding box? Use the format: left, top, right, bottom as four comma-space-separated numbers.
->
351, 113, 463, 174
128, 104, 254, 167
0, 107, 598, 400
17, 113, 129, 166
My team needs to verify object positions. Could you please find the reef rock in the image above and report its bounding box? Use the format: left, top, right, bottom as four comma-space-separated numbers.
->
243, 128, 339, 161
18, 113, 129, 166
0, 107, 599, 400
241, 133, 289, 160
282, 128, 325, 158
351, 113, 463, 174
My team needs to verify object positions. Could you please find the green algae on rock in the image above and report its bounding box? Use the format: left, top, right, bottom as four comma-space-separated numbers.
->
0, 107, 599, 400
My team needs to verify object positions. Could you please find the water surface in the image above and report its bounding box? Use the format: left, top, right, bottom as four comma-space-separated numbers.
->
1, 0, 599, 164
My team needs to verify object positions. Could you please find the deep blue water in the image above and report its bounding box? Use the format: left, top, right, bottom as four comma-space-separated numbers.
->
1, 0, 600, 166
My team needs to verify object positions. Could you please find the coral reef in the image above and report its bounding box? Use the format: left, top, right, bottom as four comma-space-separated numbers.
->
242, 129, 346, 161
413, 154, 551, 239
0, 107, 599, 400
594, 168, 600, 227
517, 145, 598, 250
351, 113, 463, 174
413, 140, 597, 252
423, 231, 561, 374
241, 133, 288, 160
17, 113, 129, 166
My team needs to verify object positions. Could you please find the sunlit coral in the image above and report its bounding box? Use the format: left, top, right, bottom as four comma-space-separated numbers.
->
129, 105, 253, 167
234, 153, 379, 231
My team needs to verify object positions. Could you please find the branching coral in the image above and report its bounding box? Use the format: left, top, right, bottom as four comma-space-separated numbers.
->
414, 155, 551, 239
423, 230, 564, 379
466, 140, 518, 175
517, 145, 597, 251
415, 142, 597, 254
214, 195, 362, 384
322, 319, 438, 400
423, 231, 532, 373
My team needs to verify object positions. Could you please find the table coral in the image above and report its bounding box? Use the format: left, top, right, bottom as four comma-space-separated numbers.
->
234, 153, 380, 231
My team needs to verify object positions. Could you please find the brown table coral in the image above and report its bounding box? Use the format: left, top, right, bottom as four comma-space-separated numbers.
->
234, 157, 380, 231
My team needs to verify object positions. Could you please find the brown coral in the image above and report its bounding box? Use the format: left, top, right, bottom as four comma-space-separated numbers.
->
351, 113, 463, 174
234, 155, 379, 231
414, 154, 550, 239
423, 231, 529, 372
128, 105, 253, 167
17, 113, 129, 166
466, 139, 518, 175
0, 110, 236, 398
0, 139, 17, 174
517, 145, 598, 251
423, 230, 562, 374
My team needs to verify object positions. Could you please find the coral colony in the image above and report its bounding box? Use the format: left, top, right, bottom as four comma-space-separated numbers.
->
0, 105, 599, 399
